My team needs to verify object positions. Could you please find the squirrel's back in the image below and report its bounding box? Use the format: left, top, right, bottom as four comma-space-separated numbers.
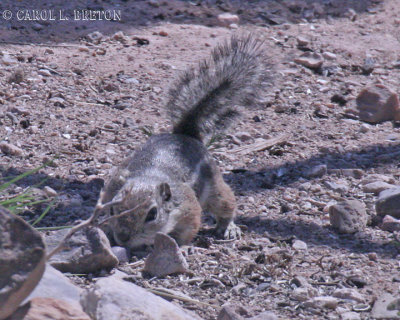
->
166, 34, 270, 144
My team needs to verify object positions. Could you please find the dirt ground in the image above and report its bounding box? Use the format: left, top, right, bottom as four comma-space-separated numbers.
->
1, 0, 400, 319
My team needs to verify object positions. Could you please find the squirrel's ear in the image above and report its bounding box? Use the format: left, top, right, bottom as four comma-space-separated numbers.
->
158, 182, 171, 202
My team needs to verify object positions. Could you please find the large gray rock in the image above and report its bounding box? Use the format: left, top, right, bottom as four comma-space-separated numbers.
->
363, 181, 397, 195
329, 200, 368, 234
8, 297, 90, 320
46, 227, 118, 273
371, 293, 400, 319
376, 187, 400, 218
356, 84, 400, 123
0, 206, 46, 320
80, 271, 201, 320
25, 264, 83, 309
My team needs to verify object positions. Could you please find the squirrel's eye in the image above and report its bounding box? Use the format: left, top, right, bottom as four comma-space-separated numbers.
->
145, 207, 157, 222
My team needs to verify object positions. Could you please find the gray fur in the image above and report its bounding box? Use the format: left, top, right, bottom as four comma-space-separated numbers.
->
100, 35, 270, 249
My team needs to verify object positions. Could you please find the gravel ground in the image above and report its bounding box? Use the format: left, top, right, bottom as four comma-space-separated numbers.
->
1, 0, 400, 319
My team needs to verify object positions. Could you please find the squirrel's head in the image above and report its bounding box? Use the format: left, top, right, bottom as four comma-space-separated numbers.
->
103, 179, 177, 250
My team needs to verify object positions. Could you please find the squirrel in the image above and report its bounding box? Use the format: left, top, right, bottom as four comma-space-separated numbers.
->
99, 34, 270, 251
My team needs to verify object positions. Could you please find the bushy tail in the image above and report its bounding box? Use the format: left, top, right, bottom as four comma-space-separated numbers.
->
166, 34, 271, 143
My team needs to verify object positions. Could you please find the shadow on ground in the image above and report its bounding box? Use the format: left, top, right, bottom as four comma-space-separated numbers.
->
225, 140, 400, 193
0, 0, 383, 44
0, 165, 104, 227
225, 140, 400, 257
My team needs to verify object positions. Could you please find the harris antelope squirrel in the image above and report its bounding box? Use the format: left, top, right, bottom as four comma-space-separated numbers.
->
99, 35, 270, 250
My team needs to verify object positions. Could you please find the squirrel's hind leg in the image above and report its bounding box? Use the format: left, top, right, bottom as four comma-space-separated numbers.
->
204, 174, 241, 240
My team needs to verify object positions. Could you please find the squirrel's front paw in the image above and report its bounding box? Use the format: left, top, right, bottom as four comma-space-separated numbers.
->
224, 221, 242, 240
214, 221, 241, 240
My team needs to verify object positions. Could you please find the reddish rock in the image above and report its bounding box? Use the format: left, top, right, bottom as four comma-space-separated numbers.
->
8, 297, 91, 320
356, 84, 400, 123
329, 200, 367, 234
0, 207, 46, 320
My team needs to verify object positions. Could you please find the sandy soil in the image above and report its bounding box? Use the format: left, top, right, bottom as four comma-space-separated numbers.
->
1, 0, 400, 319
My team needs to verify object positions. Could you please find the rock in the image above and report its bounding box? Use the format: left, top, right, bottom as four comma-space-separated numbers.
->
8, 297, 90, 320
362, 174, 395, 185
43, 186, 57, 197
49, 97, 66, 108
322, 52, 336, 60
329, 200, 368, 234
345, 8, 357, 21
380, 215, 400, 232
158, 30, 168, 37
80, 271, 201, 320
2, 54, 18, 65
112, 31, 128, 43
45, 227, 118, 274
304, 164, 327, 178
296, 36, 310, 47
291, 287, 316, 302
38, 69, 52, 77
124, 77, 139, 84
95, 48, 107, 56
7, 69, 24, 84
217, 305, 245, 320
324, 181, 348, 193
111, 246, 129, 264
0, 142, 23, 156
340, 169, 364, 179
341, 311, 361, 320
304, 296, 339, 310
235, 131, 252, 142
148, 0, 160, 8
292, 239, 308, 251
356, 84, 400, 123
9, 106, 30, 116
361, 57, 375, 75
217, 13, 240, 26
292, 275, 310, 288
359, 123, 370, 133
86, 31, 104, 44
0, 206, 46, 320
249, 311, 278, 320
331, 93, 347, 106
362, 181, 396, 195
368, 252, 378, 261
103, 83, 119, 92
78, 46, 90, 53
144, 233, 189, 277
294, 52, 324, 69
333, 288, 365, 303
371, 293, 400, 319
25, 265, 82, 309
376, 187, 400, 218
